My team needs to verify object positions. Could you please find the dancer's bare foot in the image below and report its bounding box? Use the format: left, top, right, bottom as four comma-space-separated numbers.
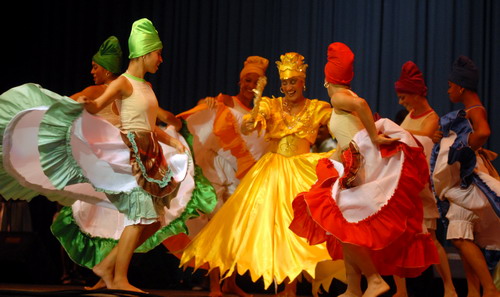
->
84, 278, 106, 290
208, 288, 223, 297
110, 280, 146, 293
363, 278, 390, 297
91, 264, 114, 290
443, 287, 458, 297
222, 279, 253, 297
339, 291, 362, 297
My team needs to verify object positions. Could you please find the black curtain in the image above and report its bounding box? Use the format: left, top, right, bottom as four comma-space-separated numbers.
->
2, 0, 499, 166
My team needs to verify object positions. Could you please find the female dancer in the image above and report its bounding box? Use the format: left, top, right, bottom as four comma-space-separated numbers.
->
393, 61, 457, 297
180, 52, 345, 297
431, 56, 500, 297
290, 42, 439, 297
0, 18, 215, 292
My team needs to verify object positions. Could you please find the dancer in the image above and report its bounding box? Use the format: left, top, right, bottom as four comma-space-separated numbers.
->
168, 56, 271, 297
393, 61, 457, 297
0, 18, 216, 293
180, 52, 345, 297
290, 42, 439, 297
431, 55, 500, 297
69, 35, 123, 126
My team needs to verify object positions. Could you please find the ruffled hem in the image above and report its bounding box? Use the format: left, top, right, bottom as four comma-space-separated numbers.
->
0, 84, 66, 201
51, 163, 217, 269
290, 141, 439, 277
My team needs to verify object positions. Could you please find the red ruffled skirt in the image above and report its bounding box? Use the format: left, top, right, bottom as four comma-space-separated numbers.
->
290, 119, 439, 277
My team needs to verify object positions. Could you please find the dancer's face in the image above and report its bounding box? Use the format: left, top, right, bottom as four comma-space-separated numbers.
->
238, 72, 260, 102
397, 93, 418, 112
281, 77, 305, 103
144, 49, 163, 74
447, 81, 463, 103
91, 62, 108, 85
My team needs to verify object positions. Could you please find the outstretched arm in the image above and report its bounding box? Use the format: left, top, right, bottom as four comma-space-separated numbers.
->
154, 125, 186, 152
78, 76, 129, 114
157, 107, 182, 131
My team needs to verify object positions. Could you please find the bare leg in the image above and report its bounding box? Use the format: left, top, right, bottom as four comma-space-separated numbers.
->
111, 224, 145, 292
85, 221, 160, 290
340, 244, 363, 297
222, 273, 253, 297
392, 275, 408, 297
452, 239, 500, 297
209, 269, 222, 297
429, 230, 457, 297
343, 243, 389, 297
89, 246, 117, 290
274, 278, 296, 297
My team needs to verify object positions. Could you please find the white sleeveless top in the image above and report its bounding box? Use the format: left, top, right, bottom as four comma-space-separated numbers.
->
400, 110, 437, 132
116, 73, 159, 132
328, 90, 364, 151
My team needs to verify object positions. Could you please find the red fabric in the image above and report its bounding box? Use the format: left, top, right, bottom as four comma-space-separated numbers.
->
324, 42, 354, 86
289, 142, 439, 277
394, 61, 428, 97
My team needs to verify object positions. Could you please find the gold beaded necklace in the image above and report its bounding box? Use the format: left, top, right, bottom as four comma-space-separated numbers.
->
281, 98, 310, 130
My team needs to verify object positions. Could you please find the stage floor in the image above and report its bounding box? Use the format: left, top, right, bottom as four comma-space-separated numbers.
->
0, 283, 312, 297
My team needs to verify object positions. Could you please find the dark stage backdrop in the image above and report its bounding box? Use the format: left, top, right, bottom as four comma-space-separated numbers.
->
1, 0, 499, 166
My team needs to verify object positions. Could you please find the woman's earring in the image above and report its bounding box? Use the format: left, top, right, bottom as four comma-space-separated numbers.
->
280, 87, 284, 94
303, 85, 306, 91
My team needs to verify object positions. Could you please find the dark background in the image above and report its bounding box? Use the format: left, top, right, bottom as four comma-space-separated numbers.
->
1, 1, 497, 295
1, 1, 499, 169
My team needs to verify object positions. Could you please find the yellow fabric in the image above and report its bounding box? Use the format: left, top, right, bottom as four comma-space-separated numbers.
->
180, 151, 339, 288
180, 97, 342, 289
247, 96, 332, 144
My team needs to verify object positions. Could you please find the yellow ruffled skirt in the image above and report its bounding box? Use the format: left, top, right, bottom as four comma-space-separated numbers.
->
180, 151, 344, 289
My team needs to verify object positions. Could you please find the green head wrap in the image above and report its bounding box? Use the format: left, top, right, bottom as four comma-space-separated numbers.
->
92, 36, 123, 74
128, 18, 163, 59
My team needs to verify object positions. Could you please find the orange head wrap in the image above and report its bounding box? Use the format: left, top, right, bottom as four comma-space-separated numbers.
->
240, 56, 269, 79
394, 61, 428, 96
324, 42, 354, 86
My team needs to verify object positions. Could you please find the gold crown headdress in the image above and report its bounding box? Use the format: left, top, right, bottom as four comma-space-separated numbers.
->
276, 52, 308, 80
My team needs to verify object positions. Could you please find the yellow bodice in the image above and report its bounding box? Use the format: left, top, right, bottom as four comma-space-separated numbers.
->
244, 97, 332, 156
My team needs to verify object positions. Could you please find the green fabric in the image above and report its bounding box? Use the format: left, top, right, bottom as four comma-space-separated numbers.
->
38, 97, 88, 188
51, 162, 217, 269
0, 84, 69, 201
51, 122, 217, 269
128, 18, 163, 59
37, 97, 171, 222
92, 36, 122, 74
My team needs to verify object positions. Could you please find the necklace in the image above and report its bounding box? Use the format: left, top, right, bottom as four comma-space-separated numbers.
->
280, 98, 310, 130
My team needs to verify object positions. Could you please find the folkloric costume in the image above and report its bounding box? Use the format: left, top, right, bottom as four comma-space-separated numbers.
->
431, 56, 500, 254
88, 35, 123, 127
163, 56, 272, 256
93, 35, 123, 75
290, 42, 439, 277
180, 53, 345, 289
395, 61, 440, 230
0, 18, 215, 268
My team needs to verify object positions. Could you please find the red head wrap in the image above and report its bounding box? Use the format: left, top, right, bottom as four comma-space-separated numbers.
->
394, 61, 427, 97
324, 42, 354, 86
